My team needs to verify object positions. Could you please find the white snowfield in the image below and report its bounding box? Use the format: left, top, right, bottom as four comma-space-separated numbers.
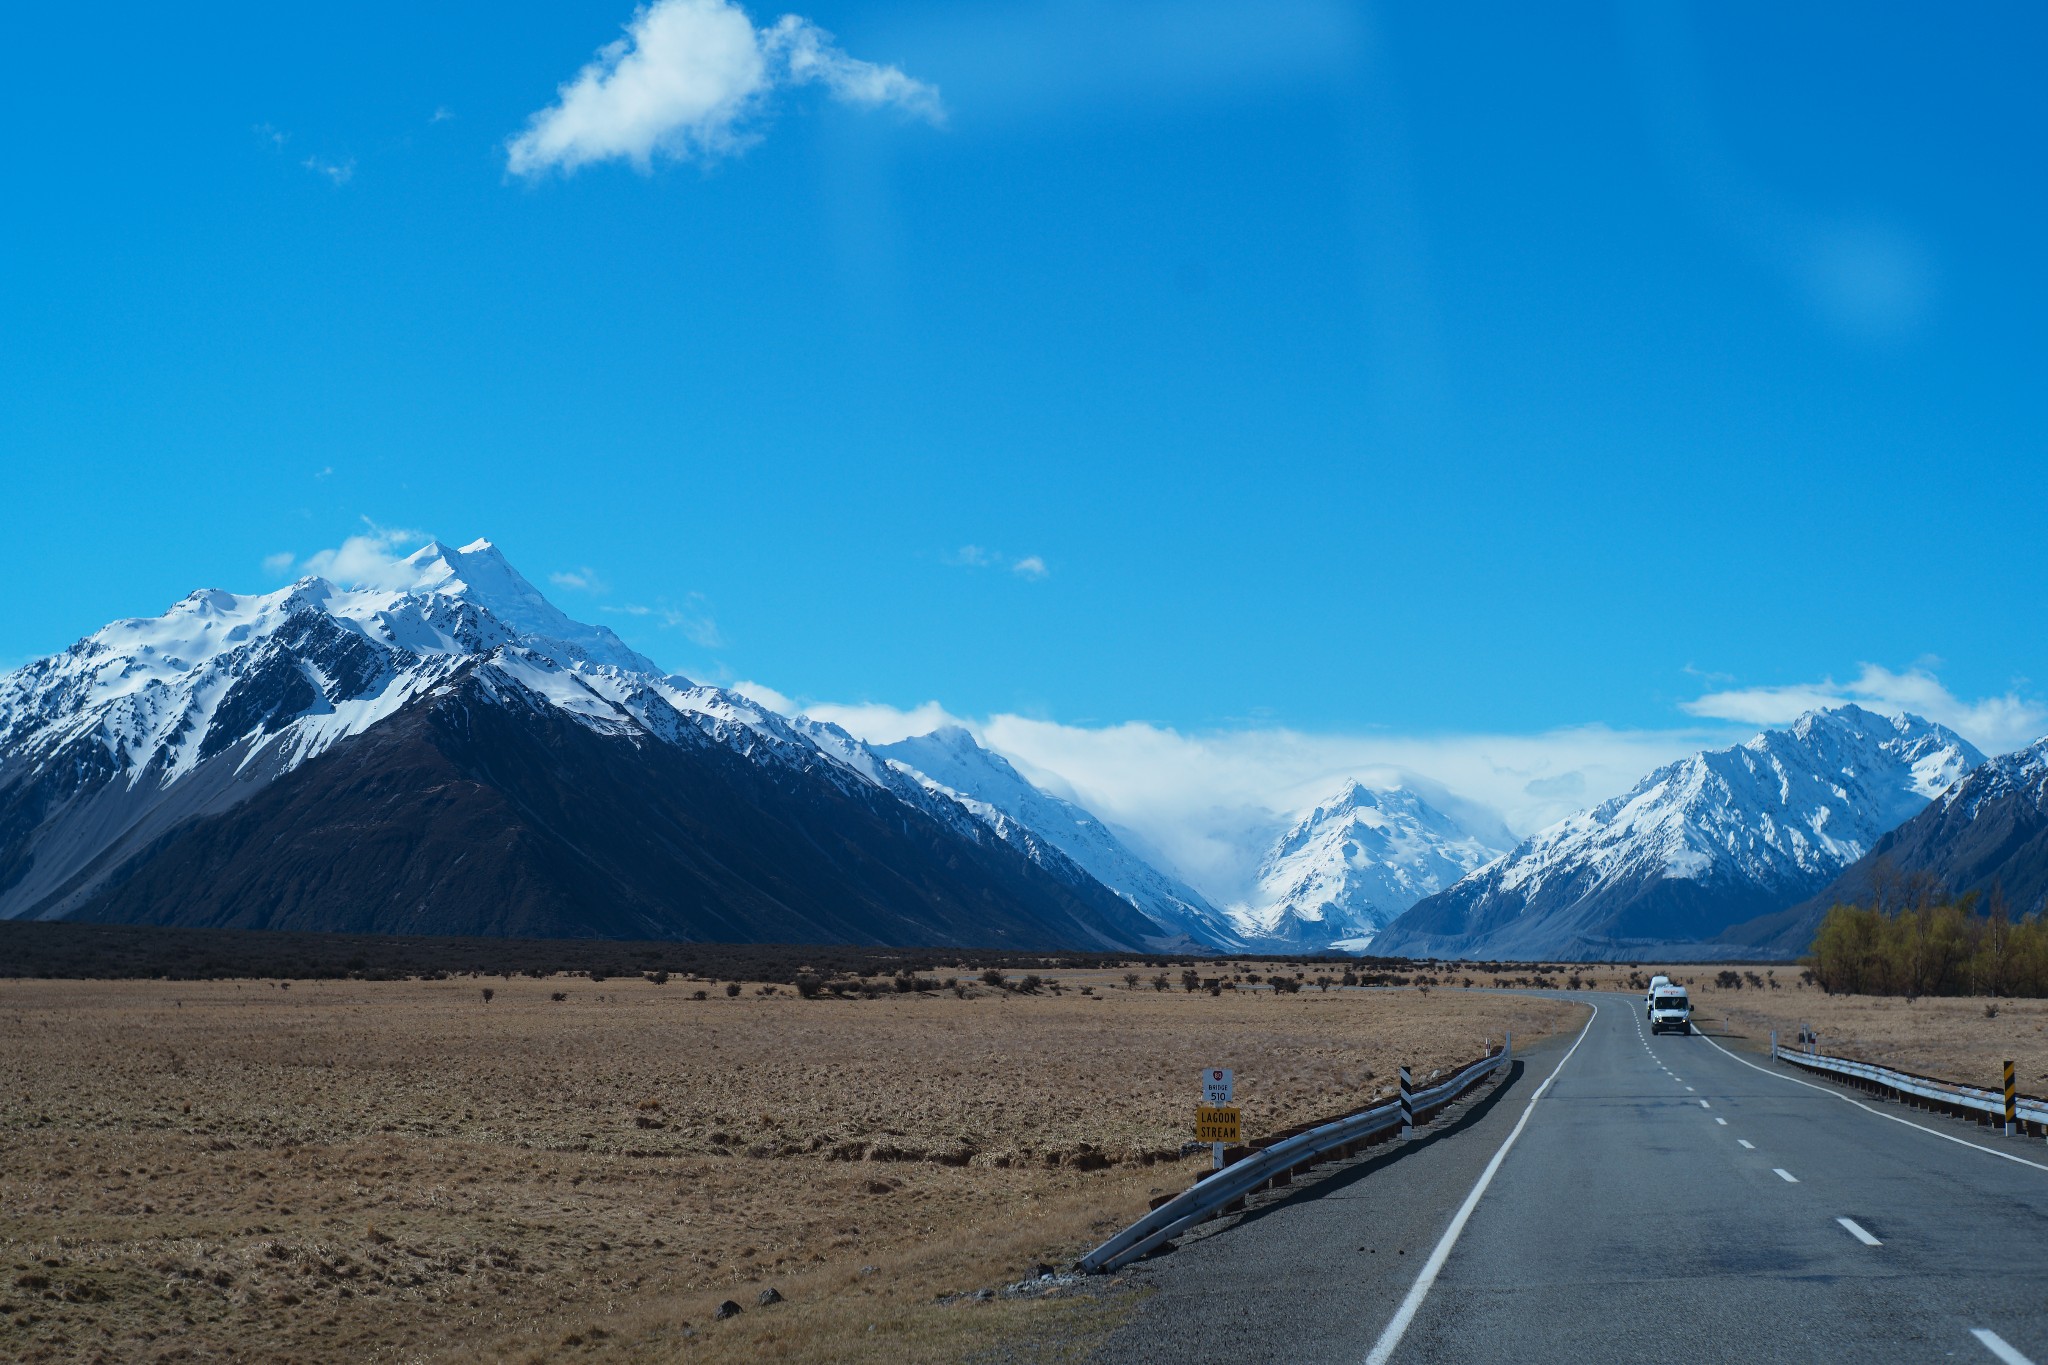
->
1229, 780, 1506, 952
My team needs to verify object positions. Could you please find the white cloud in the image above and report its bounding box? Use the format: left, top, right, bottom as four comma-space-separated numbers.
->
1683, 664, 2046, 755
549, 567, 609, 594
602, 595, 724, 648
302, 156, 354, 186
506, 0, 942, 177
737, 688, 1729, 904
292, 521, 429, 589
261, 552, 297, 577
945, 545, 1048, 578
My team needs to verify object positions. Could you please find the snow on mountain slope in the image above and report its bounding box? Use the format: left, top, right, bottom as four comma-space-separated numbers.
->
874, 727, 1242, 951
0, 541, 1154, 941
1229, 780, 1507, 953
1372, 705, 1985, 960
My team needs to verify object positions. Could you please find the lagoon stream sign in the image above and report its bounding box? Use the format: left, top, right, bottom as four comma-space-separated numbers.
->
1198, 1068, 1240, 1155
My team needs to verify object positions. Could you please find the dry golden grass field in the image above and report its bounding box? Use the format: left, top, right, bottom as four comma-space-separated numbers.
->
0, 971, 1582, 1364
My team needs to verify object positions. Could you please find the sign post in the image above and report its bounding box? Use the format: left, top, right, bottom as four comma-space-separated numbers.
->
1201, 1068, 1235, 1169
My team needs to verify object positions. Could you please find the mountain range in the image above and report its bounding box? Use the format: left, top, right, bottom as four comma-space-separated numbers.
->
1371, 706, 1984, 960
5, 540, 2041, 959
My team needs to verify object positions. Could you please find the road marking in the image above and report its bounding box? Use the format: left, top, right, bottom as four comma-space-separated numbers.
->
1699, 1100, 1710, 1109
1972, 1328, 2037, 1365
1685, 1086, 1696, 1092
1696, 1031, 2048, 1175
1774, 1168, 1798, 1183
1837, 1217, 1881, 1246
1362, 1003, 1599, 1365
1715, 1117, 1727, 1125
1738, 1139, 1755, 1149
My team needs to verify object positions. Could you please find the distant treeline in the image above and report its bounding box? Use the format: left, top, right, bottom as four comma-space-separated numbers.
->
0, 920, 1383, 982
1807, 873, 2047, 997
0, 919, 1665, 983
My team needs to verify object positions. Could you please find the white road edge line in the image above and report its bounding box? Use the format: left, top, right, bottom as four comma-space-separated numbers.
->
1362, 1002, 1599, 1365
1837, 1216, 1881, 1246
1695, 1030, 2048, 1175
1973, 1328, 2037, 1365
1774, 1167, 1799, 1182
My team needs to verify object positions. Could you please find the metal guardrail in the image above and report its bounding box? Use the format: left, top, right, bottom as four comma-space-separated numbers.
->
1772, 1037, 2048, 1131
1078, 1038, 1513, 1273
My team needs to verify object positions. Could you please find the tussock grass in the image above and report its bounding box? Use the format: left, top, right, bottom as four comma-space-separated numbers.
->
0, 974, 1578, 1362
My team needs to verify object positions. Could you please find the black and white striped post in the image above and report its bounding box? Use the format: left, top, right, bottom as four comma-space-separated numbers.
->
1399, 1065, 1414, 1140
2006, 1060, 2017, 1137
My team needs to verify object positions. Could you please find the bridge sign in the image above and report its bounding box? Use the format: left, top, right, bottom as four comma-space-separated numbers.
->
1202, 1068, 1234, 1105
1194, 1104, 1241, 1143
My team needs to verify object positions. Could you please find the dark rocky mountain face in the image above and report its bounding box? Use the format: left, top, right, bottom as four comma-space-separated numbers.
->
72, 667, 1166, 949
1727, 739, 2048, 954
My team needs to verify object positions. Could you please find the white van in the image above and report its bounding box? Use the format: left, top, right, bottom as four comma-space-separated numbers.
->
1648, 986, 1692, 1035
1644, 974, 1671, 1012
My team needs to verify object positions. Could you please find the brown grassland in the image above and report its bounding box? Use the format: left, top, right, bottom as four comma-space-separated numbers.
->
0, 972, 1582, 1364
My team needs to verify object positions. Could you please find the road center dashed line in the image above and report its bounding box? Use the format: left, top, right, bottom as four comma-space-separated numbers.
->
1837, 1217, 1881, 1246
1715, 1117, 1727, 1125
1973, 1328, 2037, 1365
1738, 1139, 1755, 1149
1774, 1168, 1799, 1183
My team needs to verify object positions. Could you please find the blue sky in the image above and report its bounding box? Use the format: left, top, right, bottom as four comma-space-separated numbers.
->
5, 1, 2046, 832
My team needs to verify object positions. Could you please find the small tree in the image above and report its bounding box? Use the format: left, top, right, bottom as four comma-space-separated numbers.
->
480, 987, 495, 1003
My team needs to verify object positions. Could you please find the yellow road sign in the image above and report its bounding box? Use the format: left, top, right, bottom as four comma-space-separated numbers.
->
1195, 1104, 1241, 1143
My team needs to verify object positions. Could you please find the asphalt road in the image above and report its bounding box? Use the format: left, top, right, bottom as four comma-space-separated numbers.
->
1089, 992, 2048, 1365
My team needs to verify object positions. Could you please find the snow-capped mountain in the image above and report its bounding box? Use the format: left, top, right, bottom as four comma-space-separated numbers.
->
1228, 780, 1507, 953
873, 726, 1242, 951
1740, 735, 2048, 951
1373, 705, 1984, 960
0, 541, 1163, 949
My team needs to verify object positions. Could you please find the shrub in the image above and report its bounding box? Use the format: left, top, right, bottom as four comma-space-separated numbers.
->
480, 987, 494, 1004
691, 990, 708, 1001
1016, 974, 1043, 994
550, 992, 568, 1003
1151, 974, 1170, 992
1180, 969, 1201, 993
646, 970, 670, 986
982, 969, 1008, 990
1123, 972, 1140, 989
795, 975, 822, 999
724, 983, 742, 998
